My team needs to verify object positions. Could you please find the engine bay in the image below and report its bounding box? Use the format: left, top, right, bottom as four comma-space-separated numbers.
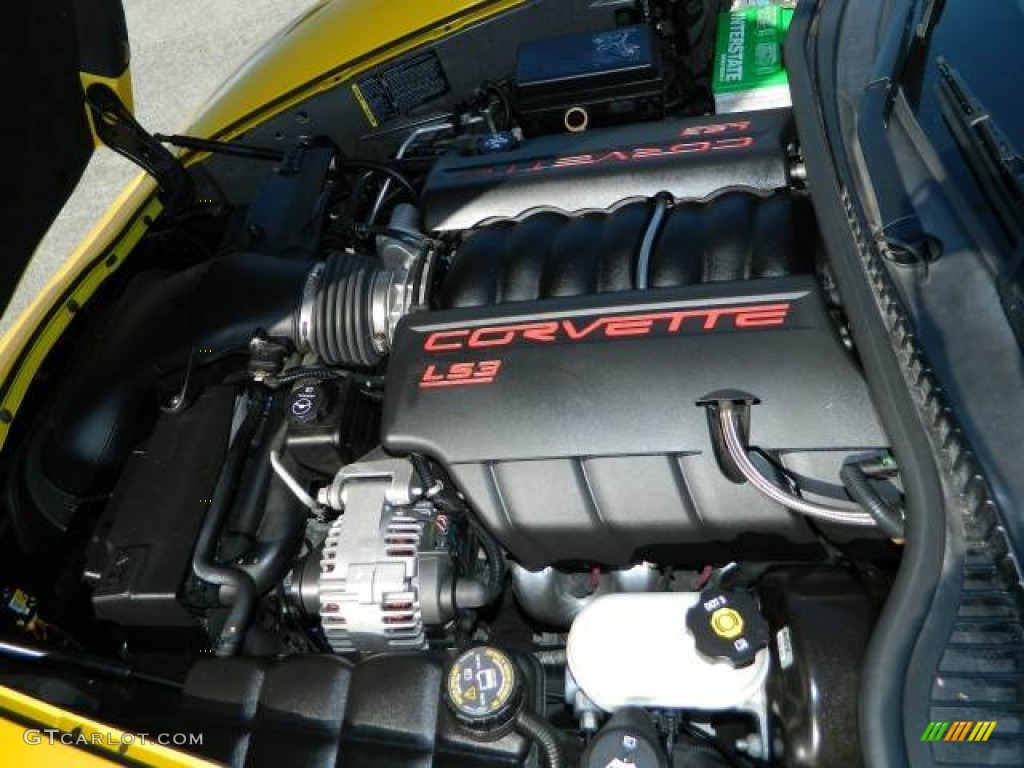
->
1, 2, 906, 766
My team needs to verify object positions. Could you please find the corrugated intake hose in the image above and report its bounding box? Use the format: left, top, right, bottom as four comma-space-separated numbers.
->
308, 253, 382, 367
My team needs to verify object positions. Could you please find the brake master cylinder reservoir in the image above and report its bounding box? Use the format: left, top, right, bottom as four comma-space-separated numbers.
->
566, 592, 770, 711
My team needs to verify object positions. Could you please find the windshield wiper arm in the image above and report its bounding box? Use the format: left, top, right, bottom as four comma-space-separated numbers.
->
857, 0, 943, 262
914, 0, 945, 46
882, 0, 947, 89
935, 57, 1024, 242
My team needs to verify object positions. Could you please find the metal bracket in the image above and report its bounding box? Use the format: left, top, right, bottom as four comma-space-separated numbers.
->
318, 457, 419, 511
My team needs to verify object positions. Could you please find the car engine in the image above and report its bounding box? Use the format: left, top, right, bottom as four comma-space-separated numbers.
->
3, 4, 906, 766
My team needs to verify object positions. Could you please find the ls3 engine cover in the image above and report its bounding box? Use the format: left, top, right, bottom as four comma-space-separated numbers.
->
421, 109, 793, 230
382, 277, 888, 567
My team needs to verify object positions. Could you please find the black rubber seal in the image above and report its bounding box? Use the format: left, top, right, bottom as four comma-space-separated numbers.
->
785, 2, 947, 765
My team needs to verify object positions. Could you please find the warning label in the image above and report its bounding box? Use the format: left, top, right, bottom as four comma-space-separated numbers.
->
352, 51, 450, 127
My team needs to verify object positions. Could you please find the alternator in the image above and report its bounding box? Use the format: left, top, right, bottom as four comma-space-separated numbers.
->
309, 457, 487, 655
320, 505, 432, 653
315, 459, 432, 653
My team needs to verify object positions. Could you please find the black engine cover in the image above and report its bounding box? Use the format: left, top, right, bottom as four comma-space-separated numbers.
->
422, 109, 793, 230
382, 277, 888, 567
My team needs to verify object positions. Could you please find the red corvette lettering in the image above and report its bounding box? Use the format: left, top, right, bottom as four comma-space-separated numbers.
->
561, 318, 605, 340
423, 330, 469, 351
467, 322, 560, 347
422, 303, 793, 352
521, 322, 560, 342
552, 154, 594, 167
467, 327, 517, 347
456, 136, 757, 179
666, 141, 712, 154
602, 317, 655, 337
630, 147, 664, 159
734, 305, 792, 328
680, 120, 752, 137
711, 136, 755, 150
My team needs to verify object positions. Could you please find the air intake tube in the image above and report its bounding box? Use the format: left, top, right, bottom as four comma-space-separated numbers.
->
31, 243, 425, 509
296, 245, 424, 367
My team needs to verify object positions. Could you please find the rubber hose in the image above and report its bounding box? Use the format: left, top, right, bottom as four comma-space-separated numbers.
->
231, 420, 309, 594
192, 400, 262, 656
514, 711, 564, 768
311, 253, 381, 367
840, 463, 905, 538
222, 478, 308, 599
223, 398, 290, 541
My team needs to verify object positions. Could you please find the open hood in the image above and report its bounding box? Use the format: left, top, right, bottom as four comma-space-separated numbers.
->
0, 0, 131, 314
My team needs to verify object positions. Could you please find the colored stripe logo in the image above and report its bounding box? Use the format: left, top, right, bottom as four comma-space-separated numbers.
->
921, 721, 997, 742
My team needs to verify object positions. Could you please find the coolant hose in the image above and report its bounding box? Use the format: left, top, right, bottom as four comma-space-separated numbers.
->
232, 423, 312, 594
514, 711, 564, 768
216, 411, 314, 601
219, 479, 308, 599
192, 399, 262, 656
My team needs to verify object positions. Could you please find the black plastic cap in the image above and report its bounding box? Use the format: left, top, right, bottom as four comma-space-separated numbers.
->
286, 383, 331, 426
686, 589, 770, 668
583, 709, 669, 768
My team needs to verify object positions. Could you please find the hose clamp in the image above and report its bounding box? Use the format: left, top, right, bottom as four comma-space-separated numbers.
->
297, 262, 325, 352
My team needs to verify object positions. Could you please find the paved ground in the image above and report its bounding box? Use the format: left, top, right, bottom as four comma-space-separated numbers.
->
1, 0, 317, 333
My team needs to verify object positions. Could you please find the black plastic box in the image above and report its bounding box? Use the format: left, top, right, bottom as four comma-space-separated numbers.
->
84, 386, 235, 626
514, 24, 664, 134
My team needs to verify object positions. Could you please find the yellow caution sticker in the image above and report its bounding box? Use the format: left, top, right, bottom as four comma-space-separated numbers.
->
350, 84, 379, 128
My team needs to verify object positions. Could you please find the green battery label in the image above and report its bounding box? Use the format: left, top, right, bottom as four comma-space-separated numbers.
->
713, 3, 794, 112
